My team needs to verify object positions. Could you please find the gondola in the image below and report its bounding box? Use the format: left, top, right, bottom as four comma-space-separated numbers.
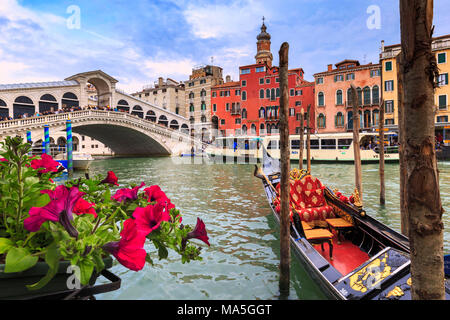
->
255, 147, 450, 300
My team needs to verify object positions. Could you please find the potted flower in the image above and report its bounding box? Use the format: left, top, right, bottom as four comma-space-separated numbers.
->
0, 136, 209, 299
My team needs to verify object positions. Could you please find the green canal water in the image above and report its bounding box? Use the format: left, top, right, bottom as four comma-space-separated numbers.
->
72, 158, 450, 300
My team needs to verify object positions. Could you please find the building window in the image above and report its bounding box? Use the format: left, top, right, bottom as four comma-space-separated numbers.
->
189, 92, 194, 99
275, 78, 280, 83
437, 52, 447, 64
270, 88, 276, 101
226, 103, 230, 111
212, 91, 217, 97
266, 89, 270, 99
296, 90, 303, 96
240, 68, 250, 74
256, 66, 265, 72
241, 80, 247, 87
290, 89, 295, 96
276, 88, 280, 98
438, 95, 447, 110
385, 119, 395, 125
259, 107, 265, 118
437, 115, 448, 123
235, 118, 241, 124
266, 78, 270, 84
437, 73, 449, 87
372, 85, 380, 104
385, 100, 394, 113
220, 119, 225, 125
189, 104, 194, 112
346, 73, 355, 80
334, 75, 344, 82
316, 77, 323, 84
235, 90, 240, 96
259, 78, 264, 85
385, 80, 394, 92
241, 91, 247, 101
336, 90, 343, 105
363, 87, 371, 105
289, 108, 295, 116
318, 92, 325, 106
335, 112, 345, 127
317, 113, 326, 128
241, 108, 247, 119
385, 61, 393, 71
370, 69, 381, 77
201, 103, 206, 111
259, 89, 264, 99
295, 101, 302, 106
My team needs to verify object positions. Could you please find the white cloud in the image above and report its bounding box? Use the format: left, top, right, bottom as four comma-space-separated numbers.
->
183, 0, 267, 39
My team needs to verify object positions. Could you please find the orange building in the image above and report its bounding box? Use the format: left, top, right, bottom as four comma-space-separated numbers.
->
313, 60, 382, 133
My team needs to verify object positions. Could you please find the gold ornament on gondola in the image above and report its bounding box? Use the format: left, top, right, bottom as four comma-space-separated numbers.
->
352, 188, 363, 207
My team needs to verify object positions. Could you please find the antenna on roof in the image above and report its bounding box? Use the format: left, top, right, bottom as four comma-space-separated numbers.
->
211, 56, 214, 65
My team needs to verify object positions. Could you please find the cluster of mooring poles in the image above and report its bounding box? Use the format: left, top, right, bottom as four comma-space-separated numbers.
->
25, 118, 74, 177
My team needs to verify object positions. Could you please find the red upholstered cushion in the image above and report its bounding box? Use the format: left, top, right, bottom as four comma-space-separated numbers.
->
303, 188, 326, 208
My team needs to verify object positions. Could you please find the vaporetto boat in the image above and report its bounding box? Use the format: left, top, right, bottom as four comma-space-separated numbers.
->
205, 132, 399, 163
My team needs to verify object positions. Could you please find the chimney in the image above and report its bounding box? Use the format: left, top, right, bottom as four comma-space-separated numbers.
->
158, 77, 164, 87
327, 64, 333, 72
381, 40, 385, 52
226, 75, 231, 83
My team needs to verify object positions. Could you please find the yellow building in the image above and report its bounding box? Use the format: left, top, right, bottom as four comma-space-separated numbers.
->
380, 35, 450, 145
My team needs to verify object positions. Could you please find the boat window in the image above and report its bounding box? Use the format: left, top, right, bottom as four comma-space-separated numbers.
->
249, 140, 257, 150
267, 140, 279, 149
338, 139, 353, 149
291, 140, 301, 150
321, 139, 336, 149
310, 139, 319, 149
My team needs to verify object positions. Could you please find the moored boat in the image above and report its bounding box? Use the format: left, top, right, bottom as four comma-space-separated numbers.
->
254, 148, 449, 300
54, 152, 94, 170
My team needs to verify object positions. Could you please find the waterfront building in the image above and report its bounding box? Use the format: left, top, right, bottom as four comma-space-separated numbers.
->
184, 65, 224, 140
313, 60, 382, 134
380, 35, 450, 144
211, 20, 315, 137
131, 77, 185, 116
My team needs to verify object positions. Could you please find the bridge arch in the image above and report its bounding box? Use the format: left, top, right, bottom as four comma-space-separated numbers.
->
39, 94, 58, 113
146, 110, 156, 122
87, 77, 111, 108
117, 99, 130, 112
132, 105, 144, 118
62, 92, 79, 109
158, 115, 168, 127
0, 99, 8, 118
169, 119, 179, 130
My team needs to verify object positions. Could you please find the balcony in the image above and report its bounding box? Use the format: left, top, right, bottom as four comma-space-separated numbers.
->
230, 108, 241, 115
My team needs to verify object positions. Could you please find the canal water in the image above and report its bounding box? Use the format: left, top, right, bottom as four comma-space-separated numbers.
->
73, 158, 450, 300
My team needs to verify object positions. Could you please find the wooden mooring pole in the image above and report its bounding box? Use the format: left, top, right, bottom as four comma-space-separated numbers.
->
379, 99, 385, 205
278, 42, 291, 298
299, 110, 304, 170
350, 85, 362, 201
306, 105, 311, 173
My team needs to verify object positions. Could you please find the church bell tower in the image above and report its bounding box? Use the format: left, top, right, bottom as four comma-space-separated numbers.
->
255, 17, 273, 67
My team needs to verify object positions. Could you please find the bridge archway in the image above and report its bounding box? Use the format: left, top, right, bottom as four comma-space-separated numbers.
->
14, 96, 35, 118
62, 92, 79, 109
117, 99, 130, 112
158, 115, 168, 127
132, 105, 144, 118
72, 123, 171, 156
169, 120, 179, 130
39, 94, 58, 113
0, 99, 8, 118
87, 77, 111, 108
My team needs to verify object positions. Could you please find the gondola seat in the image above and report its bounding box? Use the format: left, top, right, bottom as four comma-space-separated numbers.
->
273, 175, 336, 228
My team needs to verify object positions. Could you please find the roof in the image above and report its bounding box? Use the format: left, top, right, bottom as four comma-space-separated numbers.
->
65, 70, 119, 83
212, 81, 240, 89
0, 80, 79, 91
384, 33, 450, 49
335, 59, 360, 67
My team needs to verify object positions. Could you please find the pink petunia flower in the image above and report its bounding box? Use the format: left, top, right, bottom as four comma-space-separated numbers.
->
73, 198, 97, 218
24, 185, 87, 237
102, 218, 147, 271
30, 154, 60, 174
186, 218, 210, 246
101, 171, 119, 186
132, 202, 171, 236
111, 182, 145, 202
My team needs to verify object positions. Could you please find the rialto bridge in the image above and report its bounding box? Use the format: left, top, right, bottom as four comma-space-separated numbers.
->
0, 70, 200, 156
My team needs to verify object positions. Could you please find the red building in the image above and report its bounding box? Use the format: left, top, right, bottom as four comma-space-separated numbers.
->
211, 20, 315, 136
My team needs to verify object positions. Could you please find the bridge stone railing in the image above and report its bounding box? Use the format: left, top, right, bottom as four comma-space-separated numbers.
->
0, 110, 202, 148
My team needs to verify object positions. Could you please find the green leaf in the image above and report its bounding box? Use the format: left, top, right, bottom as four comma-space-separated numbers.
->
145, 253, 154, 266
0, 238, 14, 254
158, 243, 168, 260
78, 259, 95, 285
26, 243, 61, 290
34, 193, 51, 208
4, 247, 38, 273
103, 188, 111, 204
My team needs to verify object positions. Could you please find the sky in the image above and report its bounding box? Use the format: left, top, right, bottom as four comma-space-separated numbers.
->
1, 0, 450, 93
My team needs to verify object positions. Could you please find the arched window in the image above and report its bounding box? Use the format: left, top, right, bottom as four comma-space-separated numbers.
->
317, 113, 326, 128
251, 124, 256, 134
347, 88, 353, 105
39, 94, 58, 113
170, 120, 179, 130
200, 89, 206, 97
146, 110, 156, 122
201, 115, 207, 123
357, 87, 362, 106
335, 112, 345, 127
271, 88, 275, 100
181, 124, 189, 134
241, 108, 247, 119
13, 96, 35, 118
117, 99, 129, 112
259, 107, 265, 118
260, 123, 265, 134
276, 88, 280, 98
158, 115, 168, 126
259, 89, 264, 99
61, 92, 79, 109
201, 102, 206, 111
266, 89, 270, 99
189, 104, 194, 112
131, 105, 144, 118
189, 92, 194, 99
0, 99, 8, 118
318, 92, 324, 106
242, 125, 247, 135
363, 86, 371, 105
336, 90, 343, 105
347, 111, 353, 130
372, 85, 380, 104
241, 91, 247, 101
372, 109, 380, 126
363, 110, 371, 128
